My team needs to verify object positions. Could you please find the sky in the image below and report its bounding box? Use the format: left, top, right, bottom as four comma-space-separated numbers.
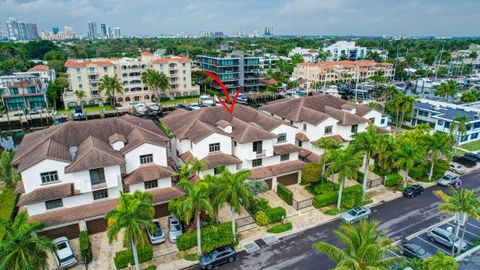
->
0, 0, 479, 37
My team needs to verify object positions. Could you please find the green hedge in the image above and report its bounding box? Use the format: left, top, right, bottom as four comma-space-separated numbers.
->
248, 198, 270, 215
384, 172, 402, 187
313, 181, 339, 195
176, 222, 236, 253
79, 231, 92, 264
276, 184, 293, 205
143, 266, 157, 270
313, 191, 337, 208
267, 222, 293, 233
114, 246, 153, 269
313, 184, 362, 208
410, 164, 428, 180
265, 207, 286, 223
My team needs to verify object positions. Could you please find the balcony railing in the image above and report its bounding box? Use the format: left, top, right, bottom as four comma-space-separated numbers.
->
91, 182, 107, 190
255, 150, 266, 158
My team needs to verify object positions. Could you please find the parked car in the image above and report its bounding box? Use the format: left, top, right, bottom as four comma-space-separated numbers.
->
176, 103, 186, 110
449, 162, 465, 174
188, 103, 201, 111
52, 237, 77, 269
199, 246, 236, 269
168, 215, 183, 242
340, 206, 371, 224
147, 219, 165, 244
199, 95, 214, 107
236, 94, 248, 105
28, 107, 45, 114
400, 243, 431, 260
464, 152, 480, 161
403, 184, 424, 198
437, 174, 460, 186
72, 106, 86, 120
427, 227, 468, 252
54, 117, 68, 125
453, 156, 477, 167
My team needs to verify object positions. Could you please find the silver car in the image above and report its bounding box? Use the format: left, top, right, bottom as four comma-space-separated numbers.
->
147, 219, 165, 244
427, 227, 468, 252
340, 206, 371, 224
52, 237, 77, 269
437, 174, 460, 186
168, 215, 183, 242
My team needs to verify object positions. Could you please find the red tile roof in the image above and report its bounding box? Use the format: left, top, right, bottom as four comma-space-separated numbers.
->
153, 57, 192, 63
124, 165, 174, 185
65, 60, 114, 67
250, 160, 305, 180
28, 65, 49, 72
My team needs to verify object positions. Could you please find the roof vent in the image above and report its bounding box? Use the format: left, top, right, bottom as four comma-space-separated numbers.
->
69, 146, 79, 160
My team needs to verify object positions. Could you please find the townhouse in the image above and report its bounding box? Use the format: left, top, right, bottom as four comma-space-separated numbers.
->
161, 104, 304, 191
13, 64, 56, 82
0, 74, 48, 111
261, 95, 386, 161
63, 52, 200, 108
12, 115, 183, 239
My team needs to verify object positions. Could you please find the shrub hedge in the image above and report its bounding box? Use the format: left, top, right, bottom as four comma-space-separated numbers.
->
313, 184, 362, 208
384, 172, 402, 187
79, 231, 92, 264
313, 191, 337, 208
255, 210, 269, 226
267, 222, 293, 233
313, 181, 339, 195
276, 184, 293, 205
265, 207, 286, 223
114, 246, 153, 269
249, 198, 270, 215
176, 222, 236, 253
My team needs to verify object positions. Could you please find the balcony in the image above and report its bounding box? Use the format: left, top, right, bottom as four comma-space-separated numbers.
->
87, 69, 98, 75
91, 181, 107, 191
255, 150, 266, 158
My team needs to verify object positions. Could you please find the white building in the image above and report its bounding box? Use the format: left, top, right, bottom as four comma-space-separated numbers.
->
324, 41, 367, 61
12, 115, 183, 238
13, 65, 56, 82
161, 105, 305, 191
288, 47, 320, 62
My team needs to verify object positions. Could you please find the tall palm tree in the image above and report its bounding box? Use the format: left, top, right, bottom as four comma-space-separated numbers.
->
351, 124, 378, 201
218, 169, 253, 242
0, 212, 54, 270
376, 134, 395, 172
313, 220, 400, 270
98, 75, 123, 112
449, 114, 469, 154
435, 80, 461, 101
395, 94, 416, 133
325, 148, 363, 209
142, 69, 166, 107
74, 90, 86, 108
177, 179, 213, 256
0, 150, 19, 189
316, 137, 342, 179
435, 187, 480, 256
427, 132, 454, 180
106, 191, 155, 270
393, 140, 422, 188
422, 251, 458, 270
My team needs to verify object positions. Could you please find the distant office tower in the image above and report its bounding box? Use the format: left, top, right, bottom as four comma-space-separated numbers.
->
107, 26, 113, 39
6, 17, 19, 40
264, 26, 273, 36
18, 22, 28, 40
114, 27, 121, 39
100, 23, 107, 38
52, 27, 59, 34
87, 21, 98, 39
26, 23, 39, 39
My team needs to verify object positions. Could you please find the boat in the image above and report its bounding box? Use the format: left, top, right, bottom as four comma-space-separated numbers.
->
133, 103, 148, 115
318, 86, 341, 98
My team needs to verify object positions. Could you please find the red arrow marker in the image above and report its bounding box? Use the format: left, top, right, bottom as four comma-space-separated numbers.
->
202, 71, 240, 113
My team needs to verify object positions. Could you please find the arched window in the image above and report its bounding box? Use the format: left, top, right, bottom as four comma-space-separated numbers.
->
145, 95, 150, 100
117, 97, 124, 102
125, 97, 131, 102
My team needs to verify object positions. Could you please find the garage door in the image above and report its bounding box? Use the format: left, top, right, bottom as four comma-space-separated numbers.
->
87, 218, 108, 235
154, 203, 169, 218
277, 173, 299, 186
264, 178, 273, 190
40, 224, 80, 240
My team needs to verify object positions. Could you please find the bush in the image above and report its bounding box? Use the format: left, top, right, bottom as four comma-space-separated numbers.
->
384, 172, 402, 187
313, 192, 338, 208
410, 164, 428, 180
244, 180, 269, 196
265, 207, 286, 224
176, 222, 236, 253
276, 184, 293, 205
255, 210, 269, 226
79, 231, 92, 264
301, 163, 323, 184
183, 253, 199, 261
176, 230, 197, 251
248, 198, 270, 215
313, 181, 339, 195
324, 208, 341, 216
432, 159, 450, 180
341, 193, 357, 209
353, 171, 365, 184
114, 246, 153, 269
267, 222, 293, 233
143, 266, 157, 270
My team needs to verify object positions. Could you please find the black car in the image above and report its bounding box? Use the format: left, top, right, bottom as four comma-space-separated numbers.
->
400, 243, 431, 260
402, 184, 424, 198
199, 246, 236, 269
453, 156, 477, 167
464, 152, 480, 161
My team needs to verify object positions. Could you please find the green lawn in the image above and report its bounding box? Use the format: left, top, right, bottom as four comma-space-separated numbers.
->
58, 105, 115, 114
161, 97, 199, 105
0, 187, 17, 239
455, 148, 468, 156
459, 140, 480, 152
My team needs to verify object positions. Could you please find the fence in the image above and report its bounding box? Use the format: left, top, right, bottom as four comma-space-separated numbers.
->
292, 197, 313, 210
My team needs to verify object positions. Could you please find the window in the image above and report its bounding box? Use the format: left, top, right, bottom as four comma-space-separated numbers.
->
252, 159, 262, 167
144, 180, 158, 190
90, 168, 105, 185
140, 154, 153, 164
324, 125, 333, 135
214, 166, 225, 175
369, 118, 375, 123
103, 67, 108, 72
303, 123, 307, 131
252, 141, 263, 153
280, 154, 289, 161
461, 135, 469, 142
93, 189, 109, 200
351, 125, 358, 134
76, 68, 80, 73
277, 133, 287, 143
474, 122, 480, 129
9, 88, 19, 95
438, 120, 444, 126
209, 143, 220, 152
45, 199, 63, 210
41, 171, 59, 184
381, 118, 386, 125
444, 122, 451, 128
472, 133, 479, 140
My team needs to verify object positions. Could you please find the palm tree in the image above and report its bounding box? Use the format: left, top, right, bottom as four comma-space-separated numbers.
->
98, 75, 123, 112
74, 90, 86, 108
106, 191, 155, 270
141, 69, 170, 107
313, 220, 400, 270
427, 132, 454, 180
0, 212, 54, 270
435, 80, 461, 101
218, 169, 253, 242
449, 114, 469, 154
316, 137, 342, 179
376, 134, 395, 172
393, 140, 422, 188
422, 251, 458, 270
435, 187, 480, 256
177, 179, 213, 256
351, 124, 378, 201
394, 94, 416, 133
0, 150, 19, 189
325, 148, 363, 209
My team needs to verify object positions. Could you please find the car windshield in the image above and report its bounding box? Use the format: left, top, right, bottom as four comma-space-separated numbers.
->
417, 247, 426, 256
173, 224, 181, 231
57, 242, 68, 250
347, 209, 358, 216
74, 108, 82, 113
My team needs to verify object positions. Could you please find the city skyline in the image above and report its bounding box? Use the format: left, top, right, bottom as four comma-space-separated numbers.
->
0, 0, 479, 37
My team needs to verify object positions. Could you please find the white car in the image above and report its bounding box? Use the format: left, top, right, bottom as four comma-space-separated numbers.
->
52, 237, 77, 269
168, 215, 183, 242
199, 95, 214, 107
147, 219, 165, 244
427, 227, 468, 252
449, 162, 465, 175
188, 103, 201, 111
437, 174, 460, 186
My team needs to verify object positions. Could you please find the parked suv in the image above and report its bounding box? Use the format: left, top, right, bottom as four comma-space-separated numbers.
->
427, 227, 467, 252
437, 174, 460, 187
168, 215, 183, 242
52, 237, 77, 269
453, 156, 477, 167
464, 152, 480, 161
340, 206, 371, 224
449, 163, 465, 174
403, 184, 424, 198
199, 246, 236, 269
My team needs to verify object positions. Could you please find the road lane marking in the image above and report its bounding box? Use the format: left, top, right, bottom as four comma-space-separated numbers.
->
416, 236, 452, 255
447, 222, 478, 238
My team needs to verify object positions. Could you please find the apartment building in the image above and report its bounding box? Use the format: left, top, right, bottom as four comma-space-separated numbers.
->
12, 115, 183, 238
292, 60, 394, 89
259, 54, 291, 75
261, 95, 385, 161
13, 64, 56, 82
197, 51, 261, 93
410, 99, 480, 145
161, 105, 304, 191
63, 52, 200, 108
288, 47, 319, 62
324, 41, 367, 61
0, 74, 48, 111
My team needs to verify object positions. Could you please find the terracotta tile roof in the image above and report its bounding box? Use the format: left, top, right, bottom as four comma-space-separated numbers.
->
16, 138, 72, 172
149, 187, 185, 204
179, 151, 194, 163
200, 152, 242, 169
141, 51, 152, 55
273, 143, 302, 155
18, 183, 78, 206
259, 78, 278, 85
28, 65, 49, 72
65, 60, 114, 67
14, 180, 25, 194
376, 126, 391, 134
152, 57, 192, 63
230, 118, 277, 143
108, 133, 127, 144
216, 119, 231, 128
299, 149, 321, 163
313, 134, 345, 144
250, 160, 305, 180
296, 132, 309, 142
124, 165, 174, 185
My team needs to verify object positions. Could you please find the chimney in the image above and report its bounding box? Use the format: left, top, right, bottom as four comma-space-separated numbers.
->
69, 146, 78, 160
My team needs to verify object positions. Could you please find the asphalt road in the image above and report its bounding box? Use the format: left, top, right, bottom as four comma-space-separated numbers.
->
202, 171, 480, 270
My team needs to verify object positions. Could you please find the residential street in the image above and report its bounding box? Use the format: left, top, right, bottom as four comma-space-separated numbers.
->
205, 171, 480, 270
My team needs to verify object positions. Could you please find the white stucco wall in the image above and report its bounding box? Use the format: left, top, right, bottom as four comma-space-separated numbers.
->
124, 143, 168, 173
192, 133, 232, 159
128, 177, 172, 193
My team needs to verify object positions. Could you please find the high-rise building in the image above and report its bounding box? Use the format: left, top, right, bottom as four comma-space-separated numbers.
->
26, 23, 39, 39
87, 21, 98, 40
264, 26, 273, 36
114, 27, 121, 39
5, 17, 38, 40
100, 23, 107, 38
6, 17, 19, 40
41, 26, 76, 41
18, 22, 28, 40
52, 27, 59, 34
107, 26, 113, 39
